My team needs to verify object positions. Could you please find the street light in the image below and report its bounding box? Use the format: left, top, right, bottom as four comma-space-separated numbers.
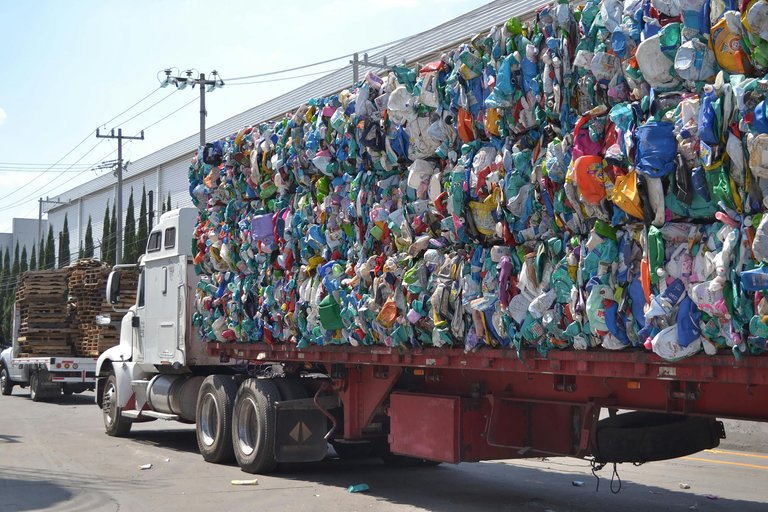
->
157, 68, 225, 147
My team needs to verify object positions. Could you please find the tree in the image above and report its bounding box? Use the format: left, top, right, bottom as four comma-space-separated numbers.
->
123, 189, 136, 263
84, 215, 94, 258
137, 185, 148, 259
45, 225, 55, 269
59, 214, 71, 267
12, 241, 19, 276
2, 249, 9, 279
101, 203, 111, 263
110, 203, 117, 264
79, 241, 84, 260
166, 193, 172, 213
20, 246, 28, 274
29, 245, 36, 271
38, 237, 44, 270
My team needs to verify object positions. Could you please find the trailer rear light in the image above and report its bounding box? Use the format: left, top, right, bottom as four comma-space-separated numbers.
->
72, 363, 78, 369
413, 369, 425, 376
627, 381, 641, 390
64, 362, 70, 369
56, 363, 62, 369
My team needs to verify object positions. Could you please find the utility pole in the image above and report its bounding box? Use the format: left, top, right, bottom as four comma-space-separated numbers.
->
159, 69, 223, 147
350, 53, 388, 84
96, 128, 144, 264
38, 197, 67, 244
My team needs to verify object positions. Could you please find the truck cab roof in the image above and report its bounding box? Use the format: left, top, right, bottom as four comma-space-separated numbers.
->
143, 207, 197, 263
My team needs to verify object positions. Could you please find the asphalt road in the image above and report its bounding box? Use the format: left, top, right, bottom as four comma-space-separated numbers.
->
1, 388, 766, 512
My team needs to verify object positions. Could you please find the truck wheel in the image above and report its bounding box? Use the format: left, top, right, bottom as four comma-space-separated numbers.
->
592, 412, 724, 464
62, 385, 73, 396
0, 367, 13, 396
102, 373, 132, 437
232, 378, 280, 474
29, 372, 42, 402
196, 375, 238, 463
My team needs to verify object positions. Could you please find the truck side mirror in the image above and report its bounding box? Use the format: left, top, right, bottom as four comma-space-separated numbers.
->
107, 271, 122, 305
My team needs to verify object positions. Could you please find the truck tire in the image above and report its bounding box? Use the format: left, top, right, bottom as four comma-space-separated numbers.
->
232, 378, 280, 474
592, 412, 724, 464
0, 366, 13, 396
102, 373, 132, 437
196, 375, 238, 464
29, 372, 42, 402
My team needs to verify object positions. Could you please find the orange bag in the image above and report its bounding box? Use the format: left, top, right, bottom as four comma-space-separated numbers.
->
457, 108, 475, 143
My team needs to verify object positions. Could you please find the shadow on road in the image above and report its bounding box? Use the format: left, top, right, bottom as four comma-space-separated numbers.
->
6, 391, 96, 407
0, 476, 73, 511
108, 429, 767, 512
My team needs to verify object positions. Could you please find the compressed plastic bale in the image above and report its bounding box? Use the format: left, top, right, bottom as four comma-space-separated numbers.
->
675, 39, 719, 84
635, 34, 680, 90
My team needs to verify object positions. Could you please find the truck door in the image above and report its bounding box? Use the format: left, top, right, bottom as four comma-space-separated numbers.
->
143, 227, 186, 366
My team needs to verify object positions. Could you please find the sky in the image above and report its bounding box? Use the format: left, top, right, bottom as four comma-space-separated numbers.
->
0, 0, 491, 232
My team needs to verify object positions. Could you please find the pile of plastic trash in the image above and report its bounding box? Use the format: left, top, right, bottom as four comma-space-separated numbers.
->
189, 0, 768, 361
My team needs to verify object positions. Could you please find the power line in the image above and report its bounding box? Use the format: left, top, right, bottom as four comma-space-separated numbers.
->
226, 68, 345, 86
101, 87, 162, 129
0, 162, 93, 168
225, 36, 409, 82
113, 89, 178, 129
139, 96, 197, 133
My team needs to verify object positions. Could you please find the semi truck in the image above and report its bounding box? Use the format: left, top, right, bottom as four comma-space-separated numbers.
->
97, 207, 768, 474
1, 304, 97, 400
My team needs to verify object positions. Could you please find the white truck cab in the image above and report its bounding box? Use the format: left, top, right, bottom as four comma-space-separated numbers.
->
96, 208, 223, 434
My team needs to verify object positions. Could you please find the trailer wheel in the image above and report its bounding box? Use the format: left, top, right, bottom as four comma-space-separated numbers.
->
102, 373, 132, 437
232, 378, 279, 474
196, 375, 238, 463
592, 412, 724, 464
29, 372, 42, 402
0, 366, 13, 396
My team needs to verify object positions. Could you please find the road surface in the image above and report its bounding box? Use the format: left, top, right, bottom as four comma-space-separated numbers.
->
1, 388, 766, 512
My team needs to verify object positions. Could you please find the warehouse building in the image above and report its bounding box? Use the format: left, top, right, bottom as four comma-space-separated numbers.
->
46, 0, 545, 263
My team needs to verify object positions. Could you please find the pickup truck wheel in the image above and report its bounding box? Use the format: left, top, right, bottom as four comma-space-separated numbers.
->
102, 373, 132, 437
196, 375, 238, 463
62, 385, 73, 396
592, 412, 724, 464
29, 372, 42, 402
232, 378, 279, 474
0, 367, 13, 396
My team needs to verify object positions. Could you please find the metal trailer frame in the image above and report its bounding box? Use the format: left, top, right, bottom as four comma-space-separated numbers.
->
206, 343, 768, 463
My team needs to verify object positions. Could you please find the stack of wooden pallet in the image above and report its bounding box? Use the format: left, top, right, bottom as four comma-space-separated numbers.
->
71, 262, 139, 356
16, 270, 74, 356
67, 259, 111, 357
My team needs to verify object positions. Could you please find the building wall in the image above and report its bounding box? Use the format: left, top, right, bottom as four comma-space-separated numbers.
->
0, 233, 12, 260
46, 153, 193, 264
12, 218, 46, 262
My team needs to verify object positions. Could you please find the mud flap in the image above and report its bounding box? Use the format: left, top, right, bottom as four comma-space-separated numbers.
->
274, 398, 329, 463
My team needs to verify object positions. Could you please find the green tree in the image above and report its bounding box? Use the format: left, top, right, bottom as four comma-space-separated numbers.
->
45, 225, 55, 269
110, 203, 117, 264
84, 215, 94, 258
12, 241, 19, 276
137, 185, 148, 259
20, 246, 28, 274
60, 214, 71, 267
101, 203, 111, 263
166, 193, 172, 213
29, 245, 36, 271
123, 189, 136, 263
38, 237, 44, 270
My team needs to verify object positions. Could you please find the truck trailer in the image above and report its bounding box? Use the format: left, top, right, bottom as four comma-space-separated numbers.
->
97, 208, 768, 474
